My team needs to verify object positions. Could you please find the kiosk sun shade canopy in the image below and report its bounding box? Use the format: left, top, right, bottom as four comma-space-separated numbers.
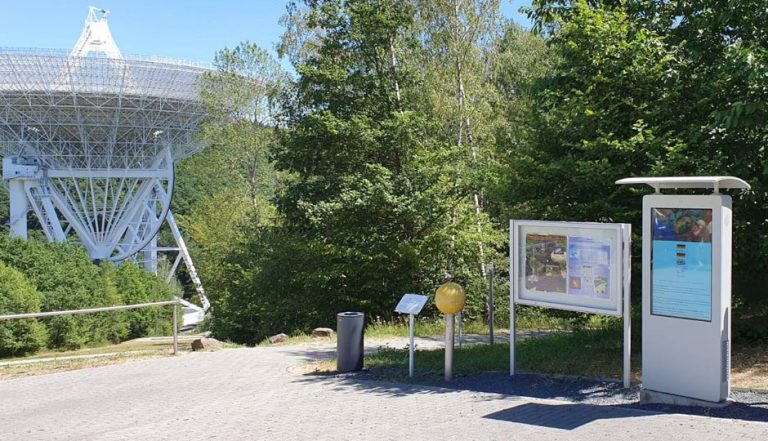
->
615, 176, 751, 193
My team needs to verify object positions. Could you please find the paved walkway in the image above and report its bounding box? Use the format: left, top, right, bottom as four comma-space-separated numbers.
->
0, 340, 766, 440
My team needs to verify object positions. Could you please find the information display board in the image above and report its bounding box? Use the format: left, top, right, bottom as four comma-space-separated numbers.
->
651, 208, 712, 321
510, 221, 629, 317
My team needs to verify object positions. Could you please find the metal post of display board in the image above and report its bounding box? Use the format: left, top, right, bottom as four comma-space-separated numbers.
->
488, 262, 495, 345
622, 225, 632, 388
509, 223, 517, 376
509, 281, 516, 376
509, 220, 631, 387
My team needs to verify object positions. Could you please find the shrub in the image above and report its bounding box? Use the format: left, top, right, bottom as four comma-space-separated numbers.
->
0, 234, 183, 348
96, 264, 129, 343
0, 262, 47, 357
115, 262, 177, 338
0, 236, 121, 349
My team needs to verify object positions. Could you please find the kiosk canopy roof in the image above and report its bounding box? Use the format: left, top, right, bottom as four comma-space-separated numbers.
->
615, 176, 750, 192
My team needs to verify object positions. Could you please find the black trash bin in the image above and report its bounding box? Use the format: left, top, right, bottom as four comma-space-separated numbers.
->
337, 312, 364, 372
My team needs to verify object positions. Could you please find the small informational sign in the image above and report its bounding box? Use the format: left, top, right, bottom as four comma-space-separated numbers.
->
395, 294, 428, 315
395, 293, 428, 378
511, 221, 627, 317
650, 208, 712, 321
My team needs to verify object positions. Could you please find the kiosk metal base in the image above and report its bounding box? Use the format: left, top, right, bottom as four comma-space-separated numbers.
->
640, 388, 733, 408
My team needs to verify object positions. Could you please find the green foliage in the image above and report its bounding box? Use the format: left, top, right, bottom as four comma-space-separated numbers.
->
0, 262, 47, 357
213, 0, 502, 343
0, 235, 124, 349
0, 235, 179, 354
192, 1, 528, 343
114, 263, 176, 339
94, 264, 129, 344
179, 0, 768, 344
508, 1, 768, 338
175, 40, 288, 334
0, 185, 8, 227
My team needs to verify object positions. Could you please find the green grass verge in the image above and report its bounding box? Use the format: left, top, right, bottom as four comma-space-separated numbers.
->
365, 317, 492, 339
365, 324, 638, 381
261, 310, 597, 346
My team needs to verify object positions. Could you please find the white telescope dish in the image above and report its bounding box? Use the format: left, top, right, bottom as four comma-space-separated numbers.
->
0, 7, 210, 309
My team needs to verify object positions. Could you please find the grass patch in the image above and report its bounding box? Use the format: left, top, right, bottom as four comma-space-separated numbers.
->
258, 318, 492, 346
257, 334, 336, 346
365, 325, 636, 381
262, 311, 585, 346
366, 317, 490, 339
358, 327, 768, 391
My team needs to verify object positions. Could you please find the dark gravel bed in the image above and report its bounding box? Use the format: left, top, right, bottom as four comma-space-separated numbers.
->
355, 370, 768, 423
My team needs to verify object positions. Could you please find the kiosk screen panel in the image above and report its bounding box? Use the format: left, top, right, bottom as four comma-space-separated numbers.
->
651, 208, 712, 321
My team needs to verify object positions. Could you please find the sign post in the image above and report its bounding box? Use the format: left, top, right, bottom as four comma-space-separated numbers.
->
395, 293, 428, 378
617, 176, 750, 404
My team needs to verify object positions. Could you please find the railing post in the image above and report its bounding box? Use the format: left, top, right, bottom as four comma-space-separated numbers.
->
172, 302, 178, 355
0, 300, 183, 356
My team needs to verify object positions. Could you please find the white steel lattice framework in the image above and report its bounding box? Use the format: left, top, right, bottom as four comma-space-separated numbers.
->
0, 7, 210, 310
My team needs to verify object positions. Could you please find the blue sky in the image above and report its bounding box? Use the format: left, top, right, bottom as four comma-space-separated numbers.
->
0, 1, 532, 67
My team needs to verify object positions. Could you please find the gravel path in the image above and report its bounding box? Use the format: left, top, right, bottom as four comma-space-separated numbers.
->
0, 338, 766, 440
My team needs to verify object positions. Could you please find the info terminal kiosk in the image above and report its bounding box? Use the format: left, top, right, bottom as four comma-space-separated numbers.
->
616, 177, 750, 404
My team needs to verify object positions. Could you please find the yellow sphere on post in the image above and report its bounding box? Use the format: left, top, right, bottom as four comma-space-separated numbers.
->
435, 282, 466, 314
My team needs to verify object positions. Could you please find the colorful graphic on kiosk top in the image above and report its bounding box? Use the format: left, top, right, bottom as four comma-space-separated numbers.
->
525, 234, 611, 299
651, 208, 712, 322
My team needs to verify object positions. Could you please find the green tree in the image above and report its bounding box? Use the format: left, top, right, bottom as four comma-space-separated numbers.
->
412, 0, 505, 280
114, 262, 176, 339
510, 0, 768, 336
0, 236, 123, 348
173, 41, 288, 309
230, 0, 498, 339
0, 262, 47, 357
503, 2, 686, 222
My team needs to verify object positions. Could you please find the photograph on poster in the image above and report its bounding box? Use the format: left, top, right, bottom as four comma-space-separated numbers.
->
651, 208, 712, 321
652, 208, 712, 243
525, 234, 567, 294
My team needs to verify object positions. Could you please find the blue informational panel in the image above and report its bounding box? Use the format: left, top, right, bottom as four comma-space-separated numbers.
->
651, 208, 712, 321
567, 236, 612, 299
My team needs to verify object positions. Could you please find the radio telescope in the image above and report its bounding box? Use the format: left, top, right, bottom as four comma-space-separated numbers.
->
0, 7, 210, 310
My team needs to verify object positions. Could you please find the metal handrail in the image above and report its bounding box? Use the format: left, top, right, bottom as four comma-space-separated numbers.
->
0, 299, 181, 354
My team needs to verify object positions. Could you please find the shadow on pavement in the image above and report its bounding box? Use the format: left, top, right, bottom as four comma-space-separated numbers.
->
294, 365, 768, 424
484, 402, 649, 430
623, 397, 768, 423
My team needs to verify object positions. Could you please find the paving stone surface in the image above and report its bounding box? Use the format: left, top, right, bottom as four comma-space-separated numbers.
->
0, 339, 766, 440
